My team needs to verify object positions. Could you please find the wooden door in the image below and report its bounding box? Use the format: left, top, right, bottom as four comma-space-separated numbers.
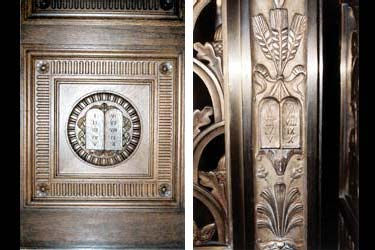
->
20, 0, 185, 248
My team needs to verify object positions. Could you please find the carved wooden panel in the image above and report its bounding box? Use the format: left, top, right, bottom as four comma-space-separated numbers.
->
222, 0, 321, 248
22, 49, 182, 208
25, 0, 183, 20
251, 1, 307, 248
193, 0, 231, 248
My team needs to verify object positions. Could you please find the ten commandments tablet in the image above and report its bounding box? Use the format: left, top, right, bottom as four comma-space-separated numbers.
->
67, 92, 141, 167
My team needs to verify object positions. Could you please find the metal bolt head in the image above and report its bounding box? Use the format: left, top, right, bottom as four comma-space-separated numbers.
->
159, 184, 171, 197
159, 62, 173, 75
36, 61, 49, 74
36, 183, 49, 197
160, 0, 174, 10
38, 0, 51, 9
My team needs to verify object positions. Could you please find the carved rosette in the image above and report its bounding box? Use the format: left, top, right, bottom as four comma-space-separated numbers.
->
251, 0, 307, 248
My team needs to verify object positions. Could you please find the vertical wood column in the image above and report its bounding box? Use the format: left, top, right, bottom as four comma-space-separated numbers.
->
223, 0, 322, 249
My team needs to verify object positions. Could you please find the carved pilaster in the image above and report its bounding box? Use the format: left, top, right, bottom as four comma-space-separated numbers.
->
251, 1, 307, 248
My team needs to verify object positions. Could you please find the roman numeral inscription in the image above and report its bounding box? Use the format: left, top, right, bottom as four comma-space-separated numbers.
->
86, 108, 123, 151
105, 109, 123, 150
259, 98, 301, 149
260, 98, 280, 148
281, 98, 301, 148
86, 108, 105, 150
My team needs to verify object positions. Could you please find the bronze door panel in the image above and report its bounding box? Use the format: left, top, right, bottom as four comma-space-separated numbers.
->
20, 0, 184, 248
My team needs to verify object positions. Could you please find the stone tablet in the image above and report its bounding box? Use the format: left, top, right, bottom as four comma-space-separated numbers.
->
281, 98, 301, 148
86, 108, 104, 150
260, 98, 280, 148
105, 108, 123, 150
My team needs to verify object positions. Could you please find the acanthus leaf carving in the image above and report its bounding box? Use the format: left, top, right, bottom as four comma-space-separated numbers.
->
256, 182, 304, 250
194, 41, 223, 86
198, 156, 227, 214
257, 183, 304, 237
194, 221, 217, 246
256, 160, 304, 249
193, 1, 228, 246
193, 106, 214, 137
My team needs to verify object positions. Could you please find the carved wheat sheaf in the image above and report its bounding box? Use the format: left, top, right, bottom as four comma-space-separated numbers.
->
270, 9, 289, 74
286, 15, 307, 69
253, 15, 275, 62
252, 7, 306, 77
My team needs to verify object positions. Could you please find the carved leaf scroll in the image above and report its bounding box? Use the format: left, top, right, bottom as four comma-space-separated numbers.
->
198, 156, 227, 214
194, 221, 217, 246
194, 42, 224, 86
194, 106, 213, 137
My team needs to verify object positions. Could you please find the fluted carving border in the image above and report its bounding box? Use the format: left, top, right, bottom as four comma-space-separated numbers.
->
22, 48, 183, 208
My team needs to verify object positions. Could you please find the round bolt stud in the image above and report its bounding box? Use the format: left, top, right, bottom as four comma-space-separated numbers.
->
159, 184, 171, 197
36, 183, 49, 197
159, 62, 173, 75
38, 0, 51, 9
160, 0, 174, 10
36, 61, 49, 74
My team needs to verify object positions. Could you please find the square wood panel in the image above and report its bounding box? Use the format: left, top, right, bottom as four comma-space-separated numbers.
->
56, 80, 152, 177
21, 49, 183, 208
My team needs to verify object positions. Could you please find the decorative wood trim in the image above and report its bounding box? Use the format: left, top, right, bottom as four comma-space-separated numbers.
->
251, 1, 307, 248
22, 49, 182, 208
223, 0, 322, 249
25, 0, 183, 20
193, 0, 230, 248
